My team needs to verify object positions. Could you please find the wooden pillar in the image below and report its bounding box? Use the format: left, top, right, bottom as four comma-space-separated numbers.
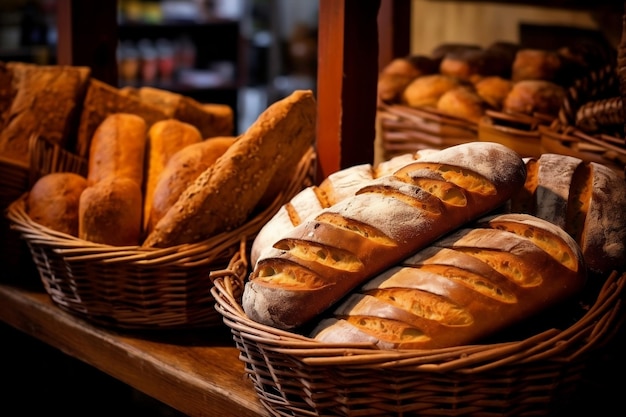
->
56, 0, 118, 85
378, 0, 412, 70
316, 0, 381, 182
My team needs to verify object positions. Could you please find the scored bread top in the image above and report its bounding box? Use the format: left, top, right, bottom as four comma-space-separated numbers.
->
244, 142, 527, 330
311, 213, 586, 349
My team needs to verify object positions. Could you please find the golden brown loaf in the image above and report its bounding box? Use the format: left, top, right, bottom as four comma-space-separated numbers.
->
436, 86, 487, 123
142, 89, 316, 248
0, 62, 90, 164
505, 153, 626, 274
511, 49, 562, 83
27, 172, 88, 236
78, 177, 143, 246
401, 74, 461, 108
502, 80, 565, 116
473, 76, 514, 109
87, 113, 148, 187
243, 142, 527, 330
143, 119, 203, 232
311, 213, 587, 349
147, 136, 236, 234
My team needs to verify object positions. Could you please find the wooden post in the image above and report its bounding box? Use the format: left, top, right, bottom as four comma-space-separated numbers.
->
316, 0, 381, 182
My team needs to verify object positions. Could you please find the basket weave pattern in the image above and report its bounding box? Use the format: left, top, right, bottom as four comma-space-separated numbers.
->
212, 270, 625, 416
7, 147, 316, 329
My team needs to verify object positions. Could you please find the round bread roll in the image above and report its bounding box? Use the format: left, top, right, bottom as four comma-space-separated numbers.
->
439, 48, 487, 82
147, 136, 236, 233
27, 172, 88, 236
503, 80, 565, 116
79, 177, 143, 246
473, 76, 514, 110
378, 55, 439, 104
436, 86, 487, 123
402, 74, 461, 108
378, 73, 416, 103
511, 49, 562, 83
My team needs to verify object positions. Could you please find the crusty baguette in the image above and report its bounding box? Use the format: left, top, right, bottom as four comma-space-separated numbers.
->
79, 177, 143, 246
311, 213, 586, 349
243, 142, 527, 330
142, 89, 316, 248
143, 119, 203, 232
505, 153, 626, 274
27, 172, 88, 236
147, 136, 236, 234
87, 113, 147, 187
249, 150, 437, 266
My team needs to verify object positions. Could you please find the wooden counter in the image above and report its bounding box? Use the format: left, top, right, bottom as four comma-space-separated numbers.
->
0, 281, 267, 417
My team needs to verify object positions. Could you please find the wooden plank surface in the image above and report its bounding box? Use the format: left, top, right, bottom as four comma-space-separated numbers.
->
0, 283, 267, 417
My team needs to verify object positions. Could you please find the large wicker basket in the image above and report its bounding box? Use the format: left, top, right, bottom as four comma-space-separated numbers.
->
6, 147, 316, 329
212, 268, 626, 416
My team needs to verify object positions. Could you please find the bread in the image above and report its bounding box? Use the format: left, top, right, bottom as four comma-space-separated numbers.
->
143, 119, 203, 231
402, 74, 461, 108
79, 177, 143, 246
27, 172, 88, 236
505, 153, 626, 274
378, 56, 439, 103
439, 48, 487, 82
76, 79, 168, 158
502, 80, 565, 117
436, 86, 487, 123
87, 113, 148, 187
511, 49, 562, 83
473, 76, 514, 109
132, 87, 234, 139
311, 213, 586, 349
0, 62, 90, 164
242, 142, 527, 330
249, 151, 434, 266
147, 136, 236, 234
142, 89, 316, 248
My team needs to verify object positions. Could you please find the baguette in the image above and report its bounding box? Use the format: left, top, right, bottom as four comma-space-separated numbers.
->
506, 153, 626, 274
142, 89, 316, 248
311, 213, 586, 349
243, 142, 527, 330
143, 119, 203, 232
87, 113, 148, 187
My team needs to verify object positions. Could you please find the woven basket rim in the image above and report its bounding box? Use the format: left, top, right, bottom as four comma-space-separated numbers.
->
212, 270, 625, 373
6, 146, 317, 268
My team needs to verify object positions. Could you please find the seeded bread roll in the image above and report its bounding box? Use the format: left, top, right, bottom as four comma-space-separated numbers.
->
87, 113, 148, 187
505, 153, 626, 274
79, 177, 143, 246
27, 172, 88, 236
311, 213, 586, 349
143, 119, 203, 232
243, 142, 527, 330
147, 136, 235, 234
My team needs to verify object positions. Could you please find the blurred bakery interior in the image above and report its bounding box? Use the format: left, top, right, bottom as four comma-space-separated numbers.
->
1, 0, 621, 135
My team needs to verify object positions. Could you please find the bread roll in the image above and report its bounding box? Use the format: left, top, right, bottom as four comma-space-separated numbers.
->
402, 74, 461, 108
503, 80, 565, 117
473, 76, 514, 109
143, 119, 203, 231
27, 172, 88, 236
505, 153, 626, 274
311, 213, 586, 349
436, 86, 487, 123
147, 136, 236, 233
87, 113, 148, 187
243, 142, 527, 330
79, 177, 143, 246
511, 49, 562, 83
142, 89, 316, 248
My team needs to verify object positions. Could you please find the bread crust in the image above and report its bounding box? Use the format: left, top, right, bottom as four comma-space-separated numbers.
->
243, 142, 527, 330
142, 90, 316, 248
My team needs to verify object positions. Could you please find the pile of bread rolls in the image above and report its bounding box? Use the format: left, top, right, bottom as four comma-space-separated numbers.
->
378, 41, 614, 123
243, 141, 626, 349
25, 89, 316, 248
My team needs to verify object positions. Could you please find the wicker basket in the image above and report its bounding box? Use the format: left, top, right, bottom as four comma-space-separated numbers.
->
6, 147, 316, 329
377, 104, 477, 161
212, 268, 626, 416
0, 135, 87, 280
